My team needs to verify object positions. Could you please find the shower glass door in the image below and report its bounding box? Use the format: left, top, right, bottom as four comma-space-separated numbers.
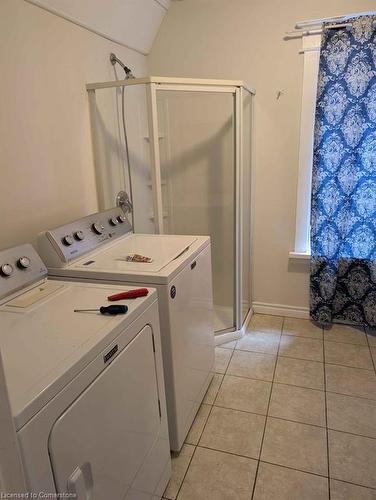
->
156, 89, 236, 332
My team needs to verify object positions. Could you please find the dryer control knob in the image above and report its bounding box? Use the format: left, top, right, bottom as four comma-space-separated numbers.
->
117, 214, 127, 223
18, 256, 31, 269
92, 222, 104, 235
74, 230, 85, 241
62, 235, 74, 246
109, 217, 118, 226
1, 263, 14, 277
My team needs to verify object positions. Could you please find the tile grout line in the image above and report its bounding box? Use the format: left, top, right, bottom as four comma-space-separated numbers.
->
183, 447, 376, 492
174, 443, 198, 500
254, 329, 368, 346
176, 389, 219, 499
323, 360, 374, 372
175, 345, 236, 499
213, 344, 235, 404
258, 459, 329, 480
207, 402, 376, 440
311, 388, 376, 402
196, 442, 261, 462
250, 317, 284, 500
268, 380, 324, 393
365, 329, 376, 375
322, 324, 331, 500
215, 370, 376, 402
258, 460, 376, 491
327, 476, 376, 492
234, 346, 375, 372
326, 426, 376, 441
173, 340, 253, 500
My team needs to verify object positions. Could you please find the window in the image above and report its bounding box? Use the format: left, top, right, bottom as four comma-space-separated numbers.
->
289, 34, 321, 260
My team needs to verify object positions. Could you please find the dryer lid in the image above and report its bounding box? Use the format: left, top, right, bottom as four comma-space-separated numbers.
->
0, 280, 155, 428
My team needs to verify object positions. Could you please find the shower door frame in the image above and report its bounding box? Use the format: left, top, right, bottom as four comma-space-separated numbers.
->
147, 80, 254, 342
86, 77, 255, 342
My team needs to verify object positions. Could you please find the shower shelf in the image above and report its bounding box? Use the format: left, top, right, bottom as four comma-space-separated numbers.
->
143, 135, 165, 141
149, 211, 169, 220
147, 180, 167, 187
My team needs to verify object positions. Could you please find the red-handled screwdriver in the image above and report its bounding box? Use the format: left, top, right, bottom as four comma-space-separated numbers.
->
74, 305, 128, 315
107, 288, 149, 301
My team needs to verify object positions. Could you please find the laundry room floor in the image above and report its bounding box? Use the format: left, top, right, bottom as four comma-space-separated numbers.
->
163, 314, 376, 500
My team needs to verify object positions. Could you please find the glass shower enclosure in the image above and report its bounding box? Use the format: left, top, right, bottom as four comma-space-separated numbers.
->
87, 77, 254, 341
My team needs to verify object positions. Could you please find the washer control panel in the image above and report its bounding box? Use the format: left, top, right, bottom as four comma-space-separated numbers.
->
0, 244, 47, 302
38, 207, 133, 265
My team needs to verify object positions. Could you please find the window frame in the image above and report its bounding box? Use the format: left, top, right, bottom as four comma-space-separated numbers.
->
289, 34, 321, 260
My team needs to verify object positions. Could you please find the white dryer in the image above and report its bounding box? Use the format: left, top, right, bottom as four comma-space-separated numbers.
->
38, 207, 215, 451
0, 244, 170, 499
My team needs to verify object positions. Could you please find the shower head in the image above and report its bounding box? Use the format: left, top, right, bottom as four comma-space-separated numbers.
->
110, 53, 135, 79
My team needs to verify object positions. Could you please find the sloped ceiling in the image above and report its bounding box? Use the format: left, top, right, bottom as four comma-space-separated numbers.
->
25, 0, 171, 55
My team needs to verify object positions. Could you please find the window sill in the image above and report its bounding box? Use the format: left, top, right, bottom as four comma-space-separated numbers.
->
289, 251, 311, 260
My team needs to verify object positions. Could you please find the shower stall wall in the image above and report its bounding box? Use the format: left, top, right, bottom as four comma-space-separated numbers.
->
87, 77, 255, 341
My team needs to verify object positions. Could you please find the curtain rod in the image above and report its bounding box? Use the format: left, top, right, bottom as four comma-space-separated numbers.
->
285, 13, 376, 40
285, 25, 345, 40
295, 10, 376, 29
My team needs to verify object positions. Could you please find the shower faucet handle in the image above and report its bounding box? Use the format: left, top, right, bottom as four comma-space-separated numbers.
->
116, 191, 133, 214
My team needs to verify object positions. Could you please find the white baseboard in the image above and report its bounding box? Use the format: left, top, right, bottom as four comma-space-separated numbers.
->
252, 302, 309, 319
242, 306, 253, 331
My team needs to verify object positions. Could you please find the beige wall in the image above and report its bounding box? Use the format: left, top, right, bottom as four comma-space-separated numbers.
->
148, 0, 376, 311
0, 0, 147, 249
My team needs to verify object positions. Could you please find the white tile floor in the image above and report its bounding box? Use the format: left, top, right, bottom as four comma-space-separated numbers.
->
163, 314, 376, 500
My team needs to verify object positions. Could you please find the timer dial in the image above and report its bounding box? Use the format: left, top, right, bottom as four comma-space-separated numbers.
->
1, 263, 13, 277
62, 235, 74, 246
74, 230, 85, 241
92, 222, 104, 235
18, 257, 31, 269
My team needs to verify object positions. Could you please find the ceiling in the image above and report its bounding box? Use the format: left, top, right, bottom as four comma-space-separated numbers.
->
25, 0, 171, 55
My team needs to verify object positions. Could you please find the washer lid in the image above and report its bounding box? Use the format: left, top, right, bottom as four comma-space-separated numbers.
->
75, 234, 198, 273
0, 280, 156, 429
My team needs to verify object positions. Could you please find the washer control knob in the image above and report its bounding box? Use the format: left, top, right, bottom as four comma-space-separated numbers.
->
117, 214, 127, 224
1, 264, 14, 277
92, 222, 104, 235
109, 217, 119, 226
74, 230, 85, 241
18, 256, 31, 269
62, 235, 74, 246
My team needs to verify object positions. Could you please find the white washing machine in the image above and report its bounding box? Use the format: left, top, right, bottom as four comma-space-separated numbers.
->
38, 207, 215, 451
0, 244, 170, 499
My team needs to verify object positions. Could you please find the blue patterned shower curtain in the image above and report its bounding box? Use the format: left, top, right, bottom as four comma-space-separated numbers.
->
310, 16, 376, 327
